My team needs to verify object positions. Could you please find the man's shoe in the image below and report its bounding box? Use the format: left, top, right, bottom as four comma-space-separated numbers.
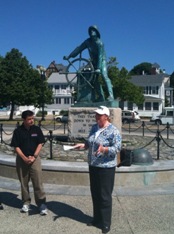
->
20, 204, 30, 213
39, 204, 48, 215
0, 204, 4, 210
102, 226, 110, 233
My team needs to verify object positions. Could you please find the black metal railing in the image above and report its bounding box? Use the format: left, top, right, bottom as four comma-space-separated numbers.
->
1, 121, 174, 160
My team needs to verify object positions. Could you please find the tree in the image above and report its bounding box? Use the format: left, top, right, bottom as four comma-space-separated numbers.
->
129, 62, 152, 75
107, 58, 144, 105
0, 56, 3, 63
0, 48, 53, 120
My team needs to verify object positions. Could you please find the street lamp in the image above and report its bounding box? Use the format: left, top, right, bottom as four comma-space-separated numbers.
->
37, 65, 46, 121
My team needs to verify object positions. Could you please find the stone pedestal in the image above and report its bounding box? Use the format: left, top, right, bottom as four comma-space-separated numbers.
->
68, 107, 122, 139
73, 100, 119, 108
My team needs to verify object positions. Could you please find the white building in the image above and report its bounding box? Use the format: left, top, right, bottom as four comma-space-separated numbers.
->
120, 73, 172, 117
46, 72, 76, 114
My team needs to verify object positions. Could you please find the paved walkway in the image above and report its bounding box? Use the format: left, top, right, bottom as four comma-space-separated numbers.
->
1, 176, 174, 234
1, 123, 174, 234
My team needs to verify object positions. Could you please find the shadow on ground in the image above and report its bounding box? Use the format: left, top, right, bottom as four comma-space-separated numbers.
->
47, 201, 91, 223
0, 191, 91, 224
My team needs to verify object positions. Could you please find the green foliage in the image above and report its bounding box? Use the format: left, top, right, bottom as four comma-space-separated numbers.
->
129, 62, 152, 75
107, 58, 144, 105
165, 97, 170, 107
59, 110, 68, 115
36, 111, 47, 117
0, 48, 53, 119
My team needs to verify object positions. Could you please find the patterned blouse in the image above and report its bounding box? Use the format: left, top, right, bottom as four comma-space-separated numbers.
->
86, 123, 122, 168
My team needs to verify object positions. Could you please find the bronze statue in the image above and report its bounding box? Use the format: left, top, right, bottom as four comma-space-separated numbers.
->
64, 25, 114, 102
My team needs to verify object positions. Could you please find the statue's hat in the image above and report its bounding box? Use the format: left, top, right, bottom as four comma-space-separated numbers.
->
88, 25, 100, 38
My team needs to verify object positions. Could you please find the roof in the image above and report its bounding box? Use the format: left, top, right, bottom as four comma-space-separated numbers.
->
47, 72, 77, 85
55, 63, 67, 72
130, 74, 170, 86
152, 63, 160, 69
144, 95, 162, 101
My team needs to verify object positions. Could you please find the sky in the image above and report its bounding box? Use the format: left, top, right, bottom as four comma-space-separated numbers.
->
1, 0, 174, 74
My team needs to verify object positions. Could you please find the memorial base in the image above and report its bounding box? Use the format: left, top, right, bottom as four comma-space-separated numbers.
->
68, 107, 122, 139
72, 99, 119, 108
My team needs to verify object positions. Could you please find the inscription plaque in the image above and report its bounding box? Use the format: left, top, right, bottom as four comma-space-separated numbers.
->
68, 107, 122, 139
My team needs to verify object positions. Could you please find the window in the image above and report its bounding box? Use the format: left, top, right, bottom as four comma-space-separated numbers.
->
71, 97, 74, 104
152, 86, 158, 94
119, 101, 124, 109
153, 102, 159, 111
123, 111, 132, 117
152, 87, 156, 94
145, 86, 148, 94
156, 86, 159, 94
166, 111, 173, 116
64, 98, 70, 104
145, 102, 151, 110
55, 98, 61, 104
55, 85, 60, 90
149, 86, 151, 94
61, 85, 67, 89
128, 102, 133, 110
138, 104, 143, 110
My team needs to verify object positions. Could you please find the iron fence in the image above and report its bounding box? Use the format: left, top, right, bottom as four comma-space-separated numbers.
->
1, 121, 174, 160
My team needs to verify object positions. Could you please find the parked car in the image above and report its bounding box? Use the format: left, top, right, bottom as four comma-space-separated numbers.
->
122, 110, 140, 124
55, 113, 68, 123
150, 107, 174, 125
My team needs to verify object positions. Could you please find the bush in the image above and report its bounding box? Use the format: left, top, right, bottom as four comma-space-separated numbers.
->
36, 111, 47, 117
59, 110, 68, 115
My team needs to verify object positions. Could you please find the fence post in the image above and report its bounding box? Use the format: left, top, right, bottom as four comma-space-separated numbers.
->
156, 130, 161, 160
142, 121, 145, 137
0, 124, 3, 143
64, 123, 66, 134
54, 118, 56, 130
53, 111, 56, 130
128, 121, 131, 134
16, 121, 20, 128
49, 130, 53, 160
38, 120, 42, 128
166, 122, 169, 139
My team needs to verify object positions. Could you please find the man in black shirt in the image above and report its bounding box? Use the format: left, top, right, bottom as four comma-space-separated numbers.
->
11, 110, 47, 215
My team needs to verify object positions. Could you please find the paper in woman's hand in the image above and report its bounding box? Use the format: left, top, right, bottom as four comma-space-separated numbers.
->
63, 145, 76, 151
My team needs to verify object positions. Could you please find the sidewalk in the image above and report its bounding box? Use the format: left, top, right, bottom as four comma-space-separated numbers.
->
1, 176, 174, 234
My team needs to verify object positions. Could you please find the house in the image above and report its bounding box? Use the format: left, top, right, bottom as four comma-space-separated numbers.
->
40, 61, 76, 114
45, 61, 67, 78
45, 72, 76, 114
120, 73, 172, 117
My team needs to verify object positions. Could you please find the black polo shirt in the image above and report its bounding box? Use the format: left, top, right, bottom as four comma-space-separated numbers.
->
11, 124, 45, 157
